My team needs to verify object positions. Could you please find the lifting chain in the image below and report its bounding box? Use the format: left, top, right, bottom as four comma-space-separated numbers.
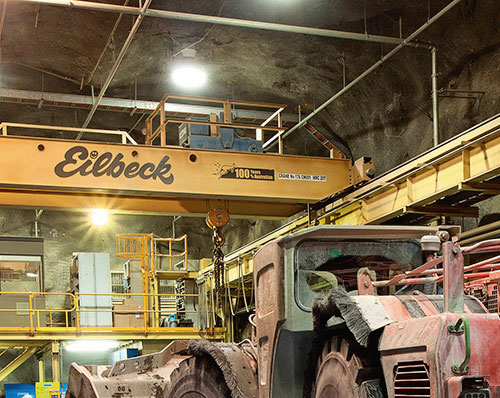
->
212, 227, 225, 311
206, 207, 230, 317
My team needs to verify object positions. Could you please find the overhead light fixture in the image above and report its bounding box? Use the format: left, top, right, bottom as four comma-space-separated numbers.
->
171, 49, 207, 89
26, 272, 37, 278
91, 209, 109, 226
65, 340, 119, 352
172, 66, 207, 88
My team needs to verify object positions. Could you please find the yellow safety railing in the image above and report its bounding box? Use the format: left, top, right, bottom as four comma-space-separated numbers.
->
0, 122, 137, 145
0, 291, 218, 336
116, 233, 149, 259
116, 233, 192, 334
0, 292, 75, 333
153, 235, 188, 273
116, 233, 189, 273
144, 94, 286, 147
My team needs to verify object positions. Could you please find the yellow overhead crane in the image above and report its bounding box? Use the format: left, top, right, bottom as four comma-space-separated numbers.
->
0, 95, 373, 222
0, 128, 355, 217
0, 95, 365, 219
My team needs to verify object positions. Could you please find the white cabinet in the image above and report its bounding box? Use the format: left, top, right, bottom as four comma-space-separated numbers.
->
71, 252, 112, 327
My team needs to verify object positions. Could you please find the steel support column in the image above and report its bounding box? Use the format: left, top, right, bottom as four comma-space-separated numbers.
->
38, 358, 45, 382
51, 341, 60, 383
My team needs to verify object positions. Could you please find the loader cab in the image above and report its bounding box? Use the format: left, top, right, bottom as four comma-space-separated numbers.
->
295, 236, 423, 312
252, 225, 459, 398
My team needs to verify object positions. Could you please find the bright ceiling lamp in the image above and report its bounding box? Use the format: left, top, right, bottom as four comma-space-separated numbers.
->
66, 340, 119, 352
26, 272, 37, 278
171, 49, 207, 89
91, 209, 109, 226
172, 65, 207, 88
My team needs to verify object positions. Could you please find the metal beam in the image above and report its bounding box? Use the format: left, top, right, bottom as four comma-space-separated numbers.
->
0, 191, 304, 219
38, 358, 45, 382
404, 205, 478, 218
21, 0, 420, 47
51, 341, 60, 383
0, 341, 49, 349
0, 347, 39, 382
0, 329, 226, 340
460, 182, 500, 195
79, 0, 153, 133
0, 128, 352, 218
0, 88, 299, 124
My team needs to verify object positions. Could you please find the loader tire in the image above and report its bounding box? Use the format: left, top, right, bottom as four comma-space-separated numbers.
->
314, 336, 384, 398
164, 355, 230, 398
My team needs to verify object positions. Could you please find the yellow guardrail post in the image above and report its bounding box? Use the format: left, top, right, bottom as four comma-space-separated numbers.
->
183, 235, 188, 271
75, 293, 81, 331
143, 294, 148, 334
29, 293, 34, 334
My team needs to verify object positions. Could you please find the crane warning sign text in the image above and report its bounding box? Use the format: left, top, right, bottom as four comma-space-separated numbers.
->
278, 173, 327, 182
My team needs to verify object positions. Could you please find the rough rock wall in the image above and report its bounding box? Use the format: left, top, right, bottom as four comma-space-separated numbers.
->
0, 209, 279, 292
341, 28, 500, 174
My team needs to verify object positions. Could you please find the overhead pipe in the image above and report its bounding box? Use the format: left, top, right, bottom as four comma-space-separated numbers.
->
460, 221, 500, 246
432, 46, 440, 146
22, 0, 448, 147
22, 0, 424, 47
263, 0, 462, 151
462, 220, 500, 240
84, 0, 132, 87
77, 0, 153, 134
34, 209, 43, 238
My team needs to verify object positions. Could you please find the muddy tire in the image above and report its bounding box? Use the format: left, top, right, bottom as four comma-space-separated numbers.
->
164, 355, 230, 398
314, 336, 384, 398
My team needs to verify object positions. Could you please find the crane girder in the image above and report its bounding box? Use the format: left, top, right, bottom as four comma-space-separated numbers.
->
0, 135, 352, 218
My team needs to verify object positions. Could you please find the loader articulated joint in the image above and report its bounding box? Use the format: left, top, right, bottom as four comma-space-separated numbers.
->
448, 317, 471, 374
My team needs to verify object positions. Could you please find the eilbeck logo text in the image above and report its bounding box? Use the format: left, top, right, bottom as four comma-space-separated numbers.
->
54, 146, 174, 185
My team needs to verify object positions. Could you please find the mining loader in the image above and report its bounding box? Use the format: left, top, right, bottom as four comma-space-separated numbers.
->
67, 225, 499, 398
